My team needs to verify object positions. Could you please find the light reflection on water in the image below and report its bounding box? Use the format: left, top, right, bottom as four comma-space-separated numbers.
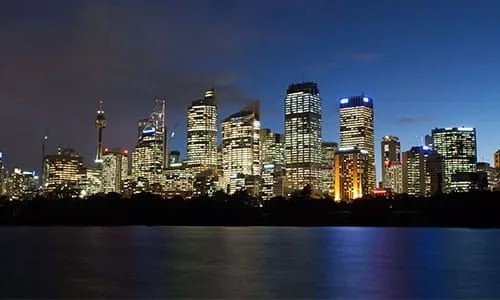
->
0, 227, 499, 299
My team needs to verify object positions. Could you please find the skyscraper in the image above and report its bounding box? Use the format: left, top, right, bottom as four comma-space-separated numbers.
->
94, 100, 106, 164
43, 148, 83, 192
339, 95, 375, 193
132, 100, 167, 189
320, 142, 338, 198
432, 127, 477, 192
187, 88, 218, 175
381, 136, 402, 193
221, 101, 261, 195
261, 129, 286, 200
102, 148, 129, 193
284, 82, 322, 194
402, 146, 443, 196
334, 147, 369, 201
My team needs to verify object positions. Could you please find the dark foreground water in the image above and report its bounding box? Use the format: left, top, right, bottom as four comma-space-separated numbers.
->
0, 227, 499, 299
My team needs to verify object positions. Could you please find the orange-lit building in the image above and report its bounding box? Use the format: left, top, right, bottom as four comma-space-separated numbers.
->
334, 147, 369, 201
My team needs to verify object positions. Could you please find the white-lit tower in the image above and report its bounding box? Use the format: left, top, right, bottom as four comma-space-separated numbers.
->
95, 100, 106, 164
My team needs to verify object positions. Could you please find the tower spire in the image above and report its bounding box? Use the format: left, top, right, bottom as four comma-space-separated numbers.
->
95, 99, 106, 164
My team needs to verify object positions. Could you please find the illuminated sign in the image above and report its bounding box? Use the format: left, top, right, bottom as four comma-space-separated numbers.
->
142, 127, 156, 135
457, 127, 474, 132
340, 98, 349, 104
263, 164, 275, 169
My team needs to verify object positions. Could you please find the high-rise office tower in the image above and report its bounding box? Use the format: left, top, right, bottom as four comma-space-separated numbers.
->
95, 100, 106, 164
221, 101, 261, 195
381, 136, 400, 180
102, 148, 129, 193
132, 100, 168, 189
320, 142, 338, 198
261, 129, 286, 200
44, 148, 83, 192
187, 88, 218, 175
285, 82, 322, 194
402, 146, 443, 196
432, 127, 477, 192
334, 147, 369, 201
339, 95, 375, 193
381, 136, 402, 193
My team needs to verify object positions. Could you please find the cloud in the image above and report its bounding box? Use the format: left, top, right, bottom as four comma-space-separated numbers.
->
397, 116, 432, 124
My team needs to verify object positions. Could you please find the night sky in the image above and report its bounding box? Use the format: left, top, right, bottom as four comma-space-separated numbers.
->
2, 0, 500, 181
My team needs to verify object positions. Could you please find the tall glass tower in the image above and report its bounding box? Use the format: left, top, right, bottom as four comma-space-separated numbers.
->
186, 88, 218, 174
132, 99, 167, 188
339, 95, 375, 193
284, 82, 322, 194
221, 101, 261, 195
431, 127, 477, 192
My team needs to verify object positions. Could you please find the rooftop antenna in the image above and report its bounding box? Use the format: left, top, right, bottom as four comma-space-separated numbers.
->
40, 128, 49, 189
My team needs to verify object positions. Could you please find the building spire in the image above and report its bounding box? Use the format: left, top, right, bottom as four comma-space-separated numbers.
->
95, 99, 106, 164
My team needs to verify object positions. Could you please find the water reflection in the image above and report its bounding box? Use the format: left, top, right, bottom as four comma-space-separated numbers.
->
0, 227, 499, 298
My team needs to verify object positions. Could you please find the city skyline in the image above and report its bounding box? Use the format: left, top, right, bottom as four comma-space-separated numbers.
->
2, 0, 500, 180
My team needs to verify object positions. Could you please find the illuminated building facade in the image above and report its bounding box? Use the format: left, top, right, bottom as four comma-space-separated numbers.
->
94, 100, 106, 164
285, 82, 322, 194
186, 88, 218, 175
334, 147, 369, 201
79, 167, 103, 197
320, 142, 338, 198
384, 163, 404, 194
222, 102, 261, 195
132, 100, 168, 190
261, 129, 286, 200
165, 162, 193, 198
0, 152, 6, 196
402, 146, 443, 196
381, 136, 401, 189
43, 148, 83, 192
339, 95, 375, 193
432, 127, 477, 193
6, 168, 38, 200
476, 162, 497, 191
102, 148, 129, 193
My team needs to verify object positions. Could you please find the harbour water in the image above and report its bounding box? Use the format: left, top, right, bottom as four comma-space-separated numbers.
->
0, 227, 499, 299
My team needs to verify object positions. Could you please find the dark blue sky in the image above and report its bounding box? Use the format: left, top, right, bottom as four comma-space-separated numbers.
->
1, 0, 499, 180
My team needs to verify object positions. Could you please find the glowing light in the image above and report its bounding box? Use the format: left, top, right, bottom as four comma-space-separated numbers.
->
142, 127, 156, 135
340, 98, 349, 104
263, 164, 275, 169
123, 150, 129, 154
422, 145, 430, 150
363, 97, 370, 102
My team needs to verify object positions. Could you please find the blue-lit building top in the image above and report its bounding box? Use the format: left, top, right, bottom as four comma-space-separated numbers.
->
339, 95, 374, 109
